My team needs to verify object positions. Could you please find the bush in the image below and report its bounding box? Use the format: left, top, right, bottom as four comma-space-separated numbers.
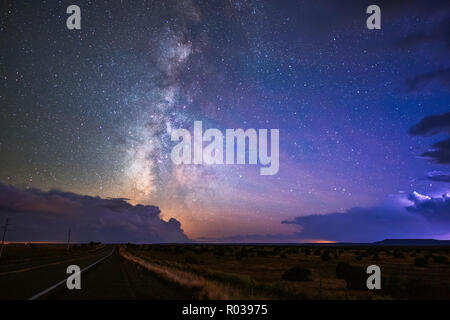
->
321, 253, 331, 261
185, 255, 200, 264
425, 253, 433, 260
335, 262, 366, 290
414, 257, 427, 267
282, 266, 312, 282
406, 278, 433, 299
384, 275, 405, 299
271, 248, 281, 256
213, 248, 225, 256
336, 262, 352, 279
432, 255, 448, 264
257, 250, 269, 257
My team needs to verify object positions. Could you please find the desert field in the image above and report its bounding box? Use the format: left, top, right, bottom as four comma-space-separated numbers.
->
0, 243, 449, 299
122, 244, 450, 300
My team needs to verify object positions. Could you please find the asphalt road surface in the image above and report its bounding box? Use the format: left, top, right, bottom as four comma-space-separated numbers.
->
0, 246, 193, 300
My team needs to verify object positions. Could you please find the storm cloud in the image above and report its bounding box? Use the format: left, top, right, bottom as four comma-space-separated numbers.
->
419, 138, 450, 164
282, 192, 450, 243
427, 171, 450, 183
0, 182, 190, 243
407, 191, 450, 222
409, 112, 450, 164
409, 112, 450, 135
406, 68, 450, 92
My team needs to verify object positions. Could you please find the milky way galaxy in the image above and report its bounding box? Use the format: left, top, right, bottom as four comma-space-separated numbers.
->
1, 0, 449, 242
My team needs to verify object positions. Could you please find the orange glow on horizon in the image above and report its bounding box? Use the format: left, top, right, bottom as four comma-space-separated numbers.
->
3, 241, 66, 245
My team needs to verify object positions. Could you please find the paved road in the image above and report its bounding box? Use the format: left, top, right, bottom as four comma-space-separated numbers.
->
48, 248, 194, 299
0, 246, 112, 299
0, 245, 193, 299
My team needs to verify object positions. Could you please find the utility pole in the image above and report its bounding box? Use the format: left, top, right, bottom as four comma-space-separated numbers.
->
67, 228, 71, 251
0, 218, 9, 258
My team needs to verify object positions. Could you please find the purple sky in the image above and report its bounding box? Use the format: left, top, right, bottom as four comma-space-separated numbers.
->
0, 0, 449, 242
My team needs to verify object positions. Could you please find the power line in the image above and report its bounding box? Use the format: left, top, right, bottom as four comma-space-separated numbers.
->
0, 218, 10, 258
67, 228, 71, 250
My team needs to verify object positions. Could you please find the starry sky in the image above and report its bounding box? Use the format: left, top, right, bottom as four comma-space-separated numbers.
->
1, 0, 449, 242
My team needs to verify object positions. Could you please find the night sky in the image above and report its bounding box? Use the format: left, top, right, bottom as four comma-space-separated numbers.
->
1, 0, 449, 243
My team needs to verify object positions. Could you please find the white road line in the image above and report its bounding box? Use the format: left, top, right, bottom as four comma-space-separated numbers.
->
28, 248, 115, 300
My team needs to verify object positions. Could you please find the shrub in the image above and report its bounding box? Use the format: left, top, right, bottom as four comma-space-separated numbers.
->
213, 248, 225, 257
335, 262, 366, 290
425, 253, 433, 260
432, 255, 448, 264
271, 248, 281, 256
282, 266, 312, 282
336, 262, 352, 279
384, 275, 405, 299
321, 253, 331, 261
185, 255, 200, 264
414, 257, 427, 267
257, 250, 269, 257
406, 278, 431, 299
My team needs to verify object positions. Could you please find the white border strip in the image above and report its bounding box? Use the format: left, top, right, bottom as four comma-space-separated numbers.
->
28, 248, 114, 300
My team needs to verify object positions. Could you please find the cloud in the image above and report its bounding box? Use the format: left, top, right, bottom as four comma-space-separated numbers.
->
409, 112, 450, 164
203, 192, 450, 244
406, 68, 450, 92
281, 192, 450, 242
397, 9, 450, 92
407, 191, 450, 222
427, 171, 450, 182
0, 182, 190, 243
419, 138, 450, 164
197, 233, 301, 244
409, 112, 450, 136
397, 18, 450, 50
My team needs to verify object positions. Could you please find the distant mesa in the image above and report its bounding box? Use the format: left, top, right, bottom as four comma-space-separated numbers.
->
374, 239, 450, 246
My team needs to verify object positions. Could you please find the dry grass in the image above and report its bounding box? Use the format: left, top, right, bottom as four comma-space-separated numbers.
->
119, 246, 255, 299
123, 244, 450, 300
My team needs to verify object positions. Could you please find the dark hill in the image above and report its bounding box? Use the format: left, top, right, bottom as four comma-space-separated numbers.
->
374, 239, 450, 246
